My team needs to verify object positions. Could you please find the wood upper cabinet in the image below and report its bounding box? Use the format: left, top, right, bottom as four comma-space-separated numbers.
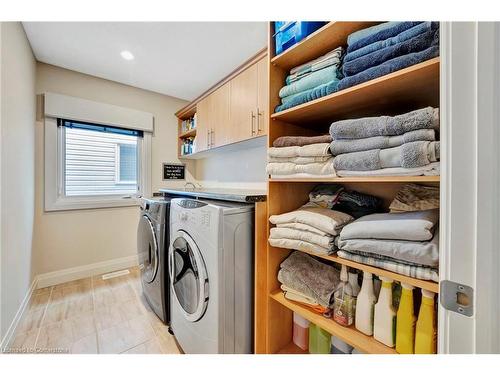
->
210, 82, 231, 148
256, 57, 268, 136
230, 63, 258, 143
195, 96, 210, 153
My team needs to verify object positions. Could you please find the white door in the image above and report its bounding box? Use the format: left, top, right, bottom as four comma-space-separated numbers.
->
439, 21, 500, 353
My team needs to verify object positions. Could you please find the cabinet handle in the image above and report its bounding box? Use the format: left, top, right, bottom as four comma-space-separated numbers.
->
251, 111, 256, 136
211, 129, 215, 147
207, 129, 210, 149
257, 108, 264, 134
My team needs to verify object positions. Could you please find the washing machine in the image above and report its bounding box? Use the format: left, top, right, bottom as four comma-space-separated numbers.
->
169, 198, 254, 354
137, 197, 171, 324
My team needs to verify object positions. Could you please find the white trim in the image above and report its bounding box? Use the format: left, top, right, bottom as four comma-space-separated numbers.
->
44, 92, 154, 133
36, 254, 139, 289
0, 278, 38, 351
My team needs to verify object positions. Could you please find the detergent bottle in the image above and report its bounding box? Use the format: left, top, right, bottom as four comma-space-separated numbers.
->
333, 265, 354, 326
355, 271, 377, 336
395, 283, 416, 354
373, 276, 396, 347
415, 289, 437, 354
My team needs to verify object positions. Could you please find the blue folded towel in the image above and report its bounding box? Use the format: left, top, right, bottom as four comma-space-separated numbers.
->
279, 65, 339, 98
343, 27, 439, 77
347, 22, 423, 53
337, 44, 439, 91
275, 79, 340, 113
344, 22, 437, 63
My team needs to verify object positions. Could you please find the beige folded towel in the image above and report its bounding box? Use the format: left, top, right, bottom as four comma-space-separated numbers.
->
268, 143, 331, 158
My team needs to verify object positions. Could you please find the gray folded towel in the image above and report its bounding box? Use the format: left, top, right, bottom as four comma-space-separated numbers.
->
330, 107, 439, 140
273, 134, 333, 148
278, 251, 340, 307
333, 141, 440, 171
330, 129, 435, 156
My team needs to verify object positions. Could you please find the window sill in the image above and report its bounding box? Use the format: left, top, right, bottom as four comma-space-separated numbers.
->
45, 196, 141, 212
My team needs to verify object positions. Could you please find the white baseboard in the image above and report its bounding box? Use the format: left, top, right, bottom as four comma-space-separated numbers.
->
36, 254, 139, 289
0, 277, 38, 351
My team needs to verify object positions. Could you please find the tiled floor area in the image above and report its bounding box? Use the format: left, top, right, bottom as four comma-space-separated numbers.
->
7, 267, 182, 354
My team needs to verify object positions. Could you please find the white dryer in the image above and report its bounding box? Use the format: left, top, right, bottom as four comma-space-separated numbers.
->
169, 198, 254, 354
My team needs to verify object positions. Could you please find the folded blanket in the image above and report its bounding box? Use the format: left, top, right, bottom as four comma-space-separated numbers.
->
337, 44, 440, 91
270, 227, 333, 249
340, 208, 439, 241
333, 190, 384, 219
269, 237, 332, 255
275, 79, 340, 113
277, 222, 330, 236
343, 27, 439, 77
266, 160, 335, 176
336, 162, 440, 177
345, 22, 438, 63
268, 143, 331, 158
389, 183, 440, 212
268, 155, 332, 164
309, 184, 344, 208
278, 251, 340, 307
347, 22, 423, 53
337, 250, 439, 282
273, 134, 332, 148
330, 107, 439, 140
337, 226, 440, 267
279, 65, 340, 98
269, 205, 353, 235
330, 129, 435, 156
333, 141, 440, 171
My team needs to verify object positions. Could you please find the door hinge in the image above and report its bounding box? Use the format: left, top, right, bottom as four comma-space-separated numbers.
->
440, 280, 474, 317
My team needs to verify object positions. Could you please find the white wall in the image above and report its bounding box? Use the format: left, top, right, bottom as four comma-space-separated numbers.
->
0, 22, 37, 340
33, 63, 190, 276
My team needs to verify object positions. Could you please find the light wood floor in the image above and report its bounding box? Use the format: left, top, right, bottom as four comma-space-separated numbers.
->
7, 267, 182, 354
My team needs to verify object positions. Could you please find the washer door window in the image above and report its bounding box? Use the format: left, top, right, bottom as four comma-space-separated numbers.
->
170, 230, 208, 322
137, 215, 159, 283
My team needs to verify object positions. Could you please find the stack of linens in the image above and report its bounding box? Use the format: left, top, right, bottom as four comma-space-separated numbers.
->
275, 47, 343, 113
329, 107, 440, 176
278, 251, 340, 311
337, 208, 439, 281
338, 21, 440, 90
389, 183, 440, 212
267, 135, 335, 178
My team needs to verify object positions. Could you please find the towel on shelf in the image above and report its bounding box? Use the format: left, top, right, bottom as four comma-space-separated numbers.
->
279, 65, 340, 98
336, 161, 440, 177
333, 141, 440, 171
275, 79, 340, 113
309, 184, 344, 208
389, 183, 440, 212
270, 172, 337, 179
347, 21, 423, 53
268, 155, 332, 164
278, 251, 340, 307
280, 284, 320, 306
273, 134, 333, 148
343, 27, 439, 77
333, 190, 384, 219
330, 129, 436, 156
266, 160, 335, 176
344, 22, 437, 63
276, 222, 330, 236
337, 250, 439, 282
329, 107, 439, 140
268, 143, 331, 158
287, 47, 344, 84
270, 227, 334, 249
269, 237, 333, 255
269, 205, 354, 236
337, 44, 440, 91
339, 209, 439, 242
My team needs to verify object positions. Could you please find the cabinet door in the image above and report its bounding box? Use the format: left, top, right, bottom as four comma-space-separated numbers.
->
195, 96, 210, 153
210, 82, 231, 148
256, 57, 269, 137
230, 63, 258, 143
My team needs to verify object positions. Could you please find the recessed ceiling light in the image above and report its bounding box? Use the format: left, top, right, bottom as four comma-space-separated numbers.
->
120, 50, 134, 61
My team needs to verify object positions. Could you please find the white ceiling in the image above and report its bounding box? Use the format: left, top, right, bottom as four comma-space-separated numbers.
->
23, 22, 267, 101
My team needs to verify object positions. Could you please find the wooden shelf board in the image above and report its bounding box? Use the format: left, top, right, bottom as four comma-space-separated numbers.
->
269, 175, 440, 183
276, 342, 309, 354
270, 22, 379, 70
270, 57, 440, 124
273, 246, 439, 293
179, 129, 197, 138
270, 291, 397, 354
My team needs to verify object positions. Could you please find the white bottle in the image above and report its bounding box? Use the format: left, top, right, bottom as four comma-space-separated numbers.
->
355, 272, 377, 336
373, 276, 397, 347
348, 272, 361, 297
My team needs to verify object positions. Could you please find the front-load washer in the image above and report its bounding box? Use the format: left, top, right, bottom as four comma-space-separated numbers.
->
137, 197, 171, 324
169, 198, 254, 354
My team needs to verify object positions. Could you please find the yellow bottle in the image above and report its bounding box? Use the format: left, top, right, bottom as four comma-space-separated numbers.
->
415, 289, 437, 354
396, 283, 416, 354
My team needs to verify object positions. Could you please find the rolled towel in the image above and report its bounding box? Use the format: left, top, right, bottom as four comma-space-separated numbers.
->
273, 134, 332, 148
268, 143, 331, 158
330, 129, 436, 156
333, 141, 440, 171
329, 107, 439, 140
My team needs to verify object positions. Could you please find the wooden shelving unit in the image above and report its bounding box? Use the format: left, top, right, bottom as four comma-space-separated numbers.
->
256, 21, 441, 355
179, 128, 196, 138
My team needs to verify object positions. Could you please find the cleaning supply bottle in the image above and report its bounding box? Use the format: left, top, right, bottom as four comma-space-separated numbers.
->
396, 283, 416, 354
293, 312, 309, 351
415, 289, 437, 354
373, 276, 396, 347
355, 271, 377, 336
309, 323, 331, 354
348, 271, 361, 297
333, 265, 354, 326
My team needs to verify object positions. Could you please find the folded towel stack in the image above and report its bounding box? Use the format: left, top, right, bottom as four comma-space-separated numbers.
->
267, 136, 335, 178
275, 47, 344, 113
329, 107, 441, 176
338, 21, 440, 90
278, 251, 340, 310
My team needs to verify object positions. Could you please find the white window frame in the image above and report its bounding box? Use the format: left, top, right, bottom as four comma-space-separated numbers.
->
44, 117, 151, 211
114, 142, 138, 185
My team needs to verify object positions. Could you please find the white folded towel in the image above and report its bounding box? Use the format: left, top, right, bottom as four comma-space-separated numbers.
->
268, 143, 331, 158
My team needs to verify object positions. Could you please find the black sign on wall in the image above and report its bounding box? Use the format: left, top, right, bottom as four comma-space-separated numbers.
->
162, 163, 185, 180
